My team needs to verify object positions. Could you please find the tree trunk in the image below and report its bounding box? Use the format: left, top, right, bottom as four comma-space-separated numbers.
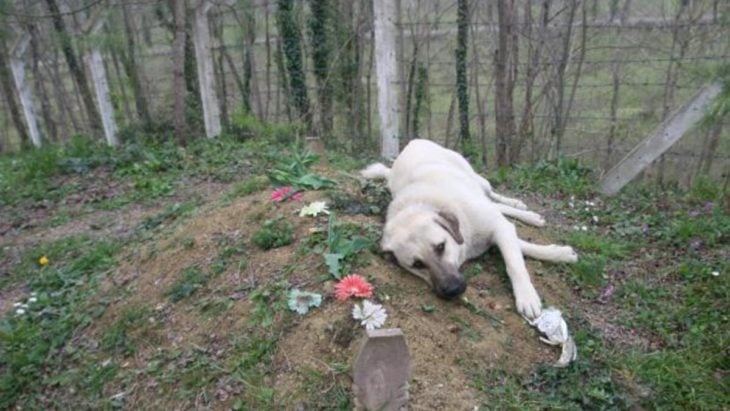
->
193, 1, 222, 138
456, 0, 470, 149
173, 0, 188, 145
121, 2, 151, 126
494, 0, 517, 167
373, 0, 401, 160
28, 23, 57, 142
552, 0, 578, 157
309, 0, 334, 138
605, 61, 621, 170
515, 0, 538, 164
700, 121, 722, 175
44, 0, 103, 134
277, 0, 312, 131
559, 0, 587, 150
264, 0, 272, 120
0, 40, 30, 146
213, 13, 229, 131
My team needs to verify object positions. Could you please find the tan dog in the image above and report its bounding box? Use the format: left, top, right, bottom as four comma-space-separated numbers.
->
362, 139, 577, 319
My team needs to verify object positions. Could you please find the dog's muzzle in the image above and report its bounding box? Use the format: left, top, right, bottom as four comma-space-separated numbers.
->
432, 264, 467, 299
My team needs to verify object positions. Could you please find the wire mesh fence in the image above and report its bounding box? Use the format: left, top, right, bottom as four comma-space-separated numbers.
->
1, 0, 728, 186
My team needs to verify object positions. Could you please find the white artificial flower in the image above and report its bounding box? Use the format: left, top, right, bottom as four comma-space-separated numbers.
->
580, 225, 588, 231
287, 289, 323, 315
711, 271, 719, 277
299, 201, 330, 217
592, 215, 599, 223
15, 308, 26, 315
352, 300, 387, 330
28, 297, 37, 304
13, 302, 21, 308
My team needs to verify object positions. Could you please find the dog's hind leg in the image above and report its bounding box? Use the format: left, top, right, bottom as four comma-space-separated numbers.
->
361, 163, 391, 180
495, 204, 545, 227
519, 240, 578, 263
476, 175, 528, 210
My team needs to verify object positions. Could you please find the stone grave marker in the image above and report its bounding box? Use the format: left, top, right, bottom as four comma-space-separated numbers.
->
353, 328, 411, 410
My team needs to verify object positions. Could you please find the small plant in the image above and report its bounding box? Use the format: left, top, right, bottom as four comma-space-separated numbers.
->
139, 202, 197, 231
101, 306, 155, 355
252, 218, 294, 250
225, 175, 269, 199
324, 213, 372, 279
166, 266, 208, 302
268, 149, 335, 190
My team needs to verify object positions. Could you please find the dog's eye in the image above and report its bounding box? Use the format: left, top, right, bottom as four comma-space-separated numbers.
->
412, 259, 426, 269
434, 242, 445, 255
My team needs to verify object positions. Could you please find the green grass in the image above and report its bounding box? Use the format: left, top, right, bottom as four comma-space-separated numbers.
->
224, 175, 269, 200
252, 217, 295, 250
101, 305, 157, 355
0, 236, 119, 408
489, 162, 730, 410
166, 266, 209, 302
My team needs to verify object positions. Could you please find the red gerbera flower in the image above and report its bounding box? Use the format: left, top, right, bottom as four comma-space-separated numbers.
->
335, 274, 374, 301
271, 186, 303, 202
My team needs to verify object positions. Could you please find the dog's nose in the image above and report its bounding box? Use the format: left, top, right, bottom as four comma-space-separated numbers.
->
436, 280, 467, 299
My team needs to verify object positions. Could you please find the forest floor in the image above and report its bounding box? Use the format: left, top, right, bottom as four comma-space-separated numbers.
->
1, 134, 728, 410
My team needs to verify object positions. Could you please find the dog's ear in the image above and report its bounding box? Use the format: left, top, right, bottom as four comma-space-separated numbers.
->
435, 210, 464, 245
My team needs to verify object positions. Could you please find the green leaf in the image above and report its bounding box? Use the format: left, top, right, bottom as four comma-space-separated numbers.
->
325, 253, 344, 279
295, 174, 336, 190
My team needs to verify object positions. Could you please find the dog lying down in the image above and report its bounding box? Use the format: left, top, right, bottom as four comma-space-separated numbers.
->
361, 139, 577, 319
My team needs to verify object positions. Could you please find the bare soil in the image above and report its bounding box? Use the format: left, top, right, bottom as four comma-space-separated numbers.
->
73, 183, 581, 409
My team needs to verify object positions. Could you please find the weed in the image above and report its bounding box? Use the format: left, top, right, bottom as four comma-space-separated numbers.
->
299, 365, 352, 409
166, 266, 208, 302
209, 235, 248, 275
473, 326, 631, 410
225, 175, 269, 200
268, 148, 335, 190
252, 218, 294, 250
323, 213, 373, 279
197, 296, 235, 317
248, 281, 289, 327
495, 157, 594, 197
138, 202, 198, 231
327, 179, 391, 216
101, 305, 155, 355
229, 110, 297, 143
0, 237, 118, 408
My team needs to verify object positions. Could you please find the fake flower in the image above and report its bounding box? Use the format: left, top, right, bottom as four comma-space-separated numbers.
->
299, 201, 330, 217
335, 274, 374, 301
287, 289, 322, 315
38, 256, 49, 266
352, 300, 387, 330
526, 307, 577, 367
15, 308, 26, 315
271, 186, 303, 202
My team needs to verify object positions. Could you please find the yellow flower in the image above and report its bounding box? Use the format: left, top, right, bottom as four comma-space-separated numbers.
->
39, 256, 49, 266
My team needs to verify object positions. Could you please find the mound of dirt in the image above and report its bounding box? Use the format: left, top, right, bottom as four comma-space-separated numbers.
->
88, 180, 576, 409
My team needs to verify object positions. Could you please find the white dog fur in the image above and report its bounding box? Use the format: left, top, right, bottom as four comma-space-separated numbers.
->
362, 139, 577, 319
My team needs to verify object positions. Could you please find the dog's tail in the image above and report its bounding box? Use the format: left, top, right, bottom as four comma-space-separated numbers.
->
360, 163, 391, 181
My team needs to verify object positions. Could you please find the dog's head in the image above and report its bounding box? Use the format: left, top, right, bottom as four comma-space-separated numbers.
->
381, 208, 467, 299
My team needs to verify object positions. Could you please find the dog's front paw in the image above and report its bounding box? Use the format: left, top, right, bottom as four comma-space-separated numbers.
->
513, 199, 528, 210
514, 284, 542, 320
556, 246, 578, 263
525, 211, 546, 227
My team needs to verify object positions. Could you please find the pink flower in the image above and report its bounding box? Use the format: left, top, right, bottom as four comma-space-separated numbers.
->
271, 186, 302, 202
335, 274, 374, 301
